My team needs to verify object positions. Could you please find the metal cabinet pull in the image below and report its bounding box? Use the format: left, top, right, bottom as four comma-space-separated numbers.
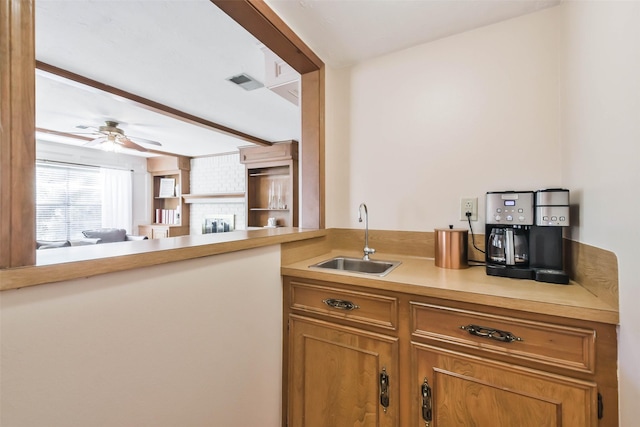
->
421, 378, 432, 427
380, 367, 390, 413
460, 324, 523, 343
323, 298, 360, 311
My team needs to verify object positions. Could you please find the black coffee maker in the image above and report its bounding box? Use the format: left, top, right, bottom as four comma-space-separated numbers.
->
485, 189, 570, 284
529, 189, 570, 284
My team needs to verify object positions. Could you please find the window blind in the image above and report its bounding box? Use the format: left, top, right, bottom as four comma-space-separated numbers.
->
36, 162, 103, 241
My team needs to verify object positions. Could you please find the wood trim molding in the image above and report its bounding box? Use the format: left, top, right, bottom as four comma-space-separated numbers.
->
211, 0, 323, 74
0, 0, 36, 268
36, 61, 273, 147
35, 127, 93, 142
300, 69, 325, 229
213, 0, 325, 229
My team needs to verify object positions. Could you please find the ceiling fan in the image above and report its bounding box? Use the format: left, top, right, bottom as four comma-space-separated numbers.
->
74, 120, 162, 152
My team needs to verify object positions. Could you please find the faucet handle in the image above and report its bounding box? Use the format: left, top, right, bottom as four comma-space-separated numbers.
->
363, 246, 376, 260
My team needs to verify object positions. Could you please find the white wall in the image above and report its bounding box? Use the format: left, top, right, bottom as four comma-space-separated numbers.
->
326, 8, 561, 230
558, 2, 640, 425
324, 2, 639, 423
1, 245, 283, 427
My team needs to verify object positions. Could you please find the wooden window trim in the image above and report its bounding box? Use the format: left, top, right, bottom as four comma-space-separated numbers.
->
0, 0, 324, 269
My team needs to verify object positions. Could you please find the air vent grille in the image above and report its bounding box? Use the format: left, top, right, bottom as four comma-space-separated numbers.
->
227, 73, 263, 91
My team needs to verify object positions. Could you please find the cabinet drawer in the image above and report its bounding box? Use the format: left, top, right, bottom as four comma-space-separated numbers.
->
290, 281, 398, 330
240, 141, 297, 163
411, 302, 596, 373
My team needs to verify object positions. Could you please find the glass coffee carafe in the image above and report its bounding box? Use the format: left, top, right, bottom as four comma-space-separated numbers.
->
488, 228, 506, 263
488, 227, 529, 266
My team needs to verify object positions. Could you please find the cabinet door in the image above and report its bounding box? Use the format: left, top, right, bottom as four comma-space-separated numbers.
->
151, 226, 169, 239
412, 342, 597, 427
289, 315, 399, 427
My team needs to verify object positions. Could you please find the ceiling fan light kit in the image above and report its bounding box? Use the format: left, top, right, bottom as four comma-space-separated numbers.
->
74, 120, 162, 153
101, 134, 122, 152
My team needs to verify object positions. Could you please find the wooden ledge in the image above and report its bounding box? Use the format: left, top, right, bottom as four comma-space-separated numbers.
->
0, 228, 326, 292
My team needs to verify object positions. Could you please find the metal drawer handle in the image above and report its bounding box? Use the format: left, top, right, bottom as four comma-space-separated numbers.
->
421, 377, 432, 426
323, 298, 360, 311
460, 324, 523, 343
380, 367, 390, 413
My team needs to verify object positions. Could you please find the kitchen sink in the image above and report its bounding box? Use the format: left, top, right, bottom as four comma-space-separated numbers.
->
310, 256, 401, 277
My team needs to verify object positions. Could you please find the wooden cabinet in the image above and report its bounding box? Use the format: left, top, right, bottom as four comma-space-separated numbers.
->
289, 316, 399, 427
138, 224, 188, 239
283, 276, 618, 427
140, 156, 191, 239
240, 141, 298, 228
412, 343, 596, 427
286, 278, 400, 426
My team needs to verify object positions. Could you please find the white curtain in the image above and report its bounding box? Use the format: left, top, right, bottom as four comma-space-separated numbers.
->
101, 168, 133, 233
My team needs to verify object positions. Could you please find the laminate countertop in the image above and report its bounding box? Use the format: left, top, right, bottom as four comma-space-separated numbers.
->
0, 228, 325, 292
281, 250, 619, 325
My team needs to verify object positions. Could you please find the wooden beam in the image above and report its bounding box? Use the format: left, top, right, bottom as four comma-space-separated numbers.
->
36, 61, 273, 147
0, 0, 36, 268
212, 0, 323, 74
300, 69, 325, 229
35, 127, 92, 141
213, 0, 325, 229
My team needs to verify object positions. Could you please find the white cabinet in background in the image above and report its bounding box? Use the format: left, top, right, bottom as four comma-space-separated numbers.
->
261, 47, 300, 106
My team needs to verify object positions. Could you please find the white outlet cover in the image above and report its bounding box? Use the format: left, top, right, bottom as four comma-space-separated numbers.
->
460, 197, 478, 221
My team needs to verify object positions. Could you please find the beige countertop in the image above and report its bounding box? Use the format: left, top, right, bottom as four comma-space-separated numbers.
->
281, 250, 619, 325
1, 228, 326, 291
3, 226, 619, 326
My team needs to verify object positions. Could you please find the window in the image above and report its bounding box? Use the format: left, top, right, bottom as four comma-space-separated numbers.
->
36, 161, 131, 241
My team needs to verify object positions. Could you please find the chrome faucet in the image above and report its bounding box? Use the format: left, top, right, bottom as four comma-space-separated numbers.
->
358, 203, 375, 261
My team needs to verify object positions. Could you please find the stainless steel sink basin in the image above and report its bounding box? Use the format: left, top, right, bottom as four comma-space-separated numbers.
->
310, 256, 401, 277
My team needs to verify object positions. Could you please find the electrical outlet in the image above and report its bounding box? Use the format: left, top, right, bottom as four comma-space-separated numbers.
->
460, 197, 478, 221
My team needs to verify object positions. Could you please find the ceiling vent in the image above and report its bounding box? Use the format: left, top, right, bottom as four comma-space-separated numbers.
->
226, 73, 264, 91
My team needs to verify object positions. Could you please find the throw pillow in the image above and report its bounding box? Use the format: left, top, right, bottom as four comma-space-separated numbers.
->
36, 240, 71, 249
82, 228, 127, 243
69, 238, 101, 246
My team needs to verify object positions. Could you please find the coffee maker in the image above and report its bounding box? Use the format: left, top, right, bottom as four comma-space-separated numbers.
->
485, 189, 570, 284
529, 189, 570, 284
485, 191, 535, 280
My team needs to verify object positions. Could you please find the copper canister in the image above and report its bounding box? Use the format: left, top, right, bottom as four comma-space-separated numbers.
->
435, 228, 469, 269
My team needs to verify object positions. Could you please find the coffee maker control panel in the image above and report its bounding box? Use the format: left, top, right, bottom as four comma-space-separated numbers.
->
535, 189, 570, 226
486, 191, 535, 225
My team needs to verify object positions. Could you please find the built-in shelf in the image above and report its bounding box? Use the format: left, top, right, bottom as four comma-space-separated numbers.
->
240, 141, 298, 228
142, 156, 191, 239
249, 171, 289, 177
182, 193, 245, 204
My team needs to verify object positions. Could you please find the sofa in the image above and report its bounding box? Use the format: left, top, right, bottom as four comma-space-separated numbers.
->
36, 228, 148, 249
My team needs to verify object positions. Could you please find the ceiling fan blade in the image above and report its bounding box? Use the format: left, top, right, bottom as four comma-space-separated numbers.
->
84, 136, 106, 147
120, 137, 148, 152
127, 135, 162, 146
76, 125, 100, 131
